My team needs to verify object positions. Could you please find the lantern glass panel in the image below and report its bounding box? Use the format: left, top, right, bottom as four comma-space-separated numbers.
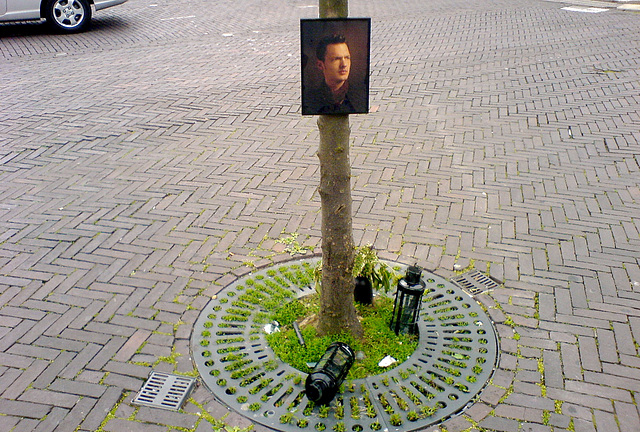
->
390, 267, 426, 335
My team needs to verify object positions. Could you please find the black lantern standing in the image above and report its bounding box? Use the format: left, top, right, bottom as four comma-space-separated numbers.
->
305, 342, 355, 405
390, 265, 426, 335
354, 275, 373, 305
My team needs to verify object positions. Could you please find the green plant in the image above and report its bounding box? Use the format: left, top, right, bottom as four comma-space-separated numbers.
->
420, 405, 437, 417
366, 403, 376, 418
407, 410, 419, 421
280, 413, 293, 424
352, 244, 396, 293
273, 299, 307, 326
277, 232, 313, 255
350, 397, 360, 419
313, 245, 397, 294
303, 402, 315, 416
389, 414, 403, 426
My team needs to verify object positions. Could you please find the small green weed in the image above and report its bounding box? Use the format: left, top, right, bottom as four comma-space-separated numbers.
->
277, 233, 313, 255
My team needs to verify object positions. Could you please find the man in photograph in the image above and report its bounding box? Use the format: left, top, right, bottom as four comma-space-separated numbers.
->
303, 34, 367, 115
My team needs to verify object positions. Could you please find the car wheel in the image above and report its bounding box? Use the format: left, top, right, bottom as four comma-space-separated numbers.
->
46, 0, 92, 33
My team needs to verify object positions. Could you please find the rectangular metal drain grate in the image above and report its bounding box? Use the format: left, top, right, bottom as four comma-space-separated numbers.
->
132, 371, 196, 411
451, 270, 500, 296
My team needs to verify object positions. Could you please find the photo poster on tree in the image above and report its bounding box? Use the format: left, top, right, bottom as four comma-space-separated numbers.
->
301, 18, 371, 116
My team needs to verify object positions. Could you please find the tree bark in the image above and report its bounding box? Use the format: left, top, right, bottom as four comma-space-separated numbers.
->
316, 115, 363, 338
319, 0, 348, 18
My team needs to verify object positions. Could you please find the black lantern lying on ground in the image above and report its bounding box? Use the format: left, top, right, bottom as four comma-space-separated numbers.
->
305, 342, 355, 405
390, 265, 426, 336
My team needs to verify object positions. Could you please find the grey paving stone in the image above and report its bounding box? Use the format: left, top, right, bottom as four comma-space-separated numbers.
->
0, 398, 51, 419
80, 386, 124, 432
102, 418, 166, 432
520, 424, 552, 432
616, 400, 640, 432
478, 416, 520, 431
135, 406, 198, 429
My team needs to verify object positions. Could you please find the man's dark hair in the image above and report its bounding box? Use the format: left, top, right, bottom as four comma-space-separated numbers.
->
316, 34, 347, 62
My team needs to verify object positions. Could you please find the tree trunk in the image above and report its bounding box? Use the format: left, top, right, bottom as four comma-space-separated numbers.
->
316, 115, 363, 338
319, 0, 348, 18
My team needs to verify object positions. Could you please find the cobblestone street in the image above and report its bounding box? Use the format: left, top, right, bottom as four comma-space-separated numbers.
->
1, 0, 639, 430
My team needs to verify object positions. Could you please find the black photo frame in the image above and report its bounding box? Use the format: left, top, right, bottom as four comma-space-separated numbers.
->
301, 18, 371, 116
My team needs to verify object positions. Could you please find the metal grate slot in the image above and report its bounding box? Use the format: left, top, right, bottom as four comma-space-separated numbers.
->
450, 270, 500, 295
133, 371, 196, 411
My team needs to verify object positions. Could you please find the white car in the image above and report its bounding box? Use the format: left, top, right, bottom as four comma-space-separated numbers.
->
0, 0, 128, 33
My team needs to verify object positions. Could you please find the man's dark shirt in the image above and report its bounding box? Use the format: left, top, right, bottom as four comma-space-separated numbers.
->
303, 80, 367, 115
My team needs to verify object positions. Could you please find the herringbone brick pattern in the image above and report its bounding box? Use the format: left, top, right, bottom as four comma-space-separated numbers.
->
1, 0, 639, 430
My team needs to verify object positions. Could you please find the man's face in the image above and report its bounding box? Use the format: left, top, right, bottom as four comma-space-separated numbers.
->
318, 43, 351, 88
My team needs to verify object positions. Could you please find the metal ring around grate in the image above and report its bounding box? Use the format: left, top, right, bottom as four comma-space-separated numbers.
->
191, 258, 499, 432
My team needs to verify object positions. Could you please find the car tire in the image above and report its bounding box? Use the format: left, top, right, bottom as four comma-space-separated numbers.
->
46, 0, 92, 33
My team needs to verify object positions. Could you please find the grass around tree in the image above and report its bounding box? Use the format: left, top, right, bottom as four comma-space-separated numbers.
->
266, 294, 418, 379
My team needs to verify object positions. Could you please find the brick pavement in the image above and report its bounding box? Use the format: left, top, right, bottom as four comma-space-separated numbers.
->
1, 0, 639, 430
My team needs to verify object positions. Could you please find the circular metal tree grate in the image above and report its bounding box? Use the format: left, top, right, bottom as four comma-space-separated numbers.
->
191, 258, 499, 432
